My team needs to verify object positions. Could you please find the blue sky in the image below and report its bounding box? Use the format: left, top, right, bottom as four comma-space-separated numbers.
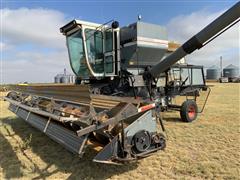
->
1, 0, 239, 83
3, 1, 237, 25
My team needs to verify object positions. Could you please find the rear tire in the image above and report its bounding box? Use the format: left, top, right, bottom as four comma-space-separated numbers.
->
180, 100, 198, 122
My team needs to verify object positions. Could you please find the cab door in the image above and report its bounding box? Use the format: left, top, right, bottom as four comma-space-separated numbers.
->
104, 28, 115, 76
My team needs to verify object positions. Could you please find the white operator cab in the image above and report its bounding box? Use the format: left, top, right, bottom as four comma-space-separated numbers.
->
60, 20, 120, 80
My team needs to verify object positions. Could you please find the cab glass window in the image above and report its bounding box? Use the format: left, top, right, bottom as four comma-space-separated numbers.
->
105, 30, 113, 52
192, 68, 204, 85
180, 68, 191, 86
67, 29, 89, 78
85, 29, 104, 73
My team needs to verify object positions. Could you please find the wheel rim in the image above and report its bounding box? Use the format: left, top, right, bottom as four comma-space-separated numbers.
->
188, 105, 196, 119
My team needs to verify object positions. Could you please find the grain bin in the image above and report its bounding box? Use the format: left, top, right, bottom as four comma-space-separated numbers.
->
54, 75, 62, 83
223, 64, 239, 78
206, 65, 220, 80
54, 69, 75, 84
68, 75, 73, 83
69, 75, 76, 83
60, 76, 70, 83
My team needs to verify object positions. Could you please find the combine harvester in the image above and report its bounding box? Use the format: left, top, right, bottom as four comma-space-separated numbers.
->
4, 2, 239, 164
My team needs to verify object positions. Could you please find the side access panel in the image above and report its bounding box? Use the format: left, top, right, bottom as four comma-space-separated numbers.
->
9, 104, 88, 156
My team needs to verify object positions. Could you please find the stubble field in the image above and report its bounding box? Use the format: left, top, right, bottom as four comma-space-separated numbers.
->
0, 83, 239, 179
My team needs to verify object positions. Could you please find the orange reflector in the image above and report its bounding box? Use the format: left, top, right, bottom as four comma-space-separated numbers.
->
138, 103, 156, 112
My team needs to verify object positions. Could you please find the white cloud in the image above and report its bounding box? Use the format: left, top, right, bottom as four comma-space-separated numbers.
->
1, 8, 72, 83
167, 9, 240, 67
0, 41, 12, 51
0, 42, 5, 51
3, 51, 71, 83
1, 8, 67, 49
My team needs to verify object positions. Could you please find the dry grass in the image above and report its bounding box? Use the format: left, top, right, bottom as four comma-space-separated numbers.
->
0, 83, 239, 180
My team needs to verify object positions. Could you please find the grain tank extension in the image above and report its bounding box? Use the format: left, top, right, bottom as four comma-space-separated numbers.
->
4, 2, 240, 164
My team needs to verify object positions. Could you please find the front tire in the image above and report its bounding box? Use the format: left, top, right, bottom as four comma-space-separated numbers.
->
180, 100, 198, 122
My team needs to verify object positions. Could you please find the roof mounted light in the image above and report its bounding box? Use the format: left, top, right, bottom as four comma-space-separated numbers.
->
60, 20, 78, 34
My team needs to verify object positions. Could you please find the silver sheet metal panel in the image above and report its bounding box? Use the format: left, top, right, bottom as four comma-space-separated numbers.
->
120, 21, 168, 67
124, 110, 157, 137
9, 103, 88, 156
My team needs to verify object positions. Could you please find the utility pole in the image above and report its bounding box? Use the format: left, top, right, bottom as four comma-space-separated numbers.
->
220, 56, 223, 77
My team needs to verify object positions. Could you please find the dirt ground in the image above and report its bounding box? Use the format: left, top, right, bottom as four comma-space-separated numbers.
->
0, 83, 239, 180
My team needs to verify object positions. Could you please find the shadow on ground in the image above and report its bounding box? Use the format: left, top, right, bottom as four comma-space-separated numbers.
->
163, 116, 184, 123
0, 117, 138, 180
0, 131, 23, 179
